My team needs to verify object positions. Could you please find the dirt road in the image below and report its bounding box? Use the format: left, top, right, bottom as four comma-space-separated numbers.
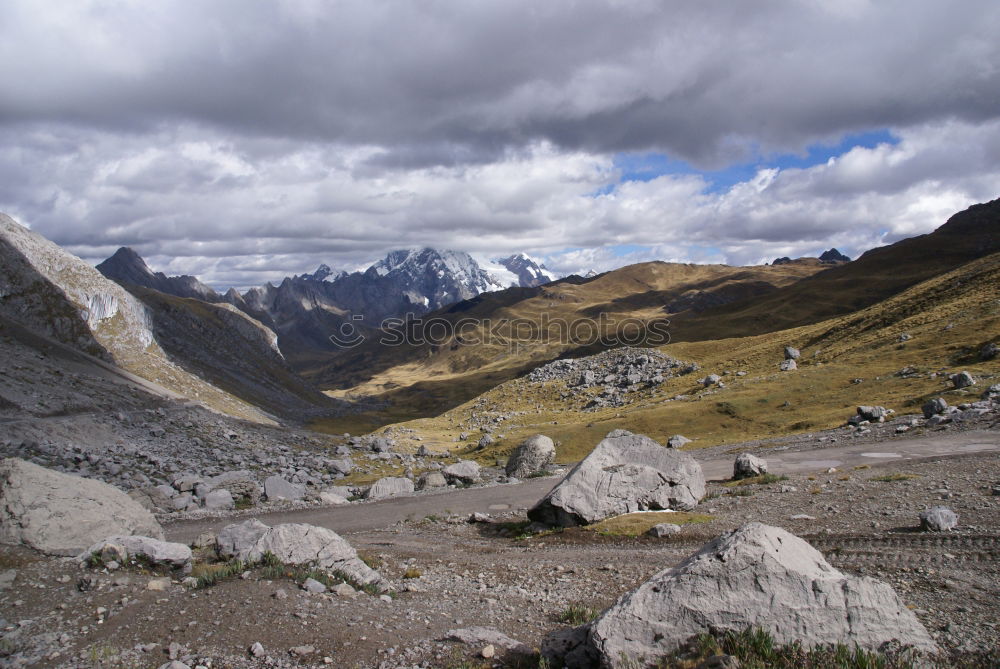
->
165, 429, 1000, 543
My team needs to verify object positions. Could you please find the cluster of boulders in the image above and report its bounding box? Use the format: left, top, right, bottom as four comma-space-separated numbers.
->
527, 347, 698, 409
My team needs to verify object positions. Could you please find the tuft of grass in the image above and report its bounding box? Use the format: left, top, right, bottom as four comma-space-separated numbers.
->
358, 551, 383, 570
868, 473, 921, 483
657, 627, 940, 669
191, 558, 247, 588
557, 603, 600, 625
723, 473, 789, 487
403, 567, 422, 579
586, 511, 713, 537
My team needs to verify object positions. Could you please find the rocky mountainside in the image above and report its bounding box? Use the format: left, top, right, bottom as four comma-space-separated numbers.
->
97, 247, 222, 302
0, 213, 340, 424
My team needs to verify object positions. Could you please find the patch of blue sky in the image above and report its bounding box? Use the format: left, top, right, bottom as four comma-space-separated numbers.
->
608, 128, 898, 195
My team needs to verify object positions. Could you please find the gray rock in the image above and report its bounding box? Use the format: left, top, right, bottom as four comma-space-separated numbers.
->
0, 458, 163, 556
203, 489, 235, 510
370, 437, 394, 453
779, 359, 797, 371
527, 432, 705, 527
215, 519, 270, 559
477, 434, 495, 450
171, 493, 194, 511
127, 485, 175, 512
157, 663, 190, 669
951, 371, 976, 389
981, 342, 998, 360
318, 491, 349, 505
702, 374, 721, 387
417, 470, 448, 490
505, 434, 555, 478
444, 627, 533, 657
83, 535, 192, 572
856, 406, 893, 423
983, 383, 1000, 400
646, 523, 681, 538
784, 346, 800, 360
443, 460, 481, 485
233, 522, 385, 590
558, 523, 937, 667
263, 475, 305, 502
919, 506, 958, 532
328, 459, 353, 476
733, 453, 767, 479
922, 397, 948, 418
366, 477, 415, 499
666, 435, 691, 449
301, 577, 327, 594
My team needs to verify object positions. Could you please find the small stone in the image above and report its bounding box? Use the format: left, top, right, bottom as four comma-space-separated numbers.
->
919, 506, 958, 532
301, 578, 327, 594
481, 644, 496, 659
950, 371, 975, 389
289, 645, 315, 657
646, 523, 681, 538
249, 642, 265, 658
146, 577, 171, 591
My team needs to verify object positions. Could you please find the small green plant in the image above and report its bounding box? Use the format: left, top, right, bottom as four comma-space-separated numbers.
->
558, 603, 600, 625
403, 566, 422, 579
358, 551, 383, 570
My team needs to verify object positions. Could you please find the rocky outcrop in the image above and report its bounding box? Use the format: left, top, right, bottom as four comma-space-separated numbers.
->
97, 247, 221, 302
0, 458, 163, 556
222, 521, 385, 590
505, 435, 555, 478
527, 431, 704, 527
547, 523, 937, 667
819, 248, 851, 263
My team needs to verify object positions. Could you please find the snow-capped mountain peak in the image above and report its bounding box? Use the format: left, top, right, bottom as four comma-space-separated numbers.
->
493, 253, 556, 288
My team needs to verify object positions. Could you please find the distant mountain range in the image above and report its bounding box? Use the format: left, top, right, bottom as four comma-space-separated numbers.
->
96, 245, 558, 361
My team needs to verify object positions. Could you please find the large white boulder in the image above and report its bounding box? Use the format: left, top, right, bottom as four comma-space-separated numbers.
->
0, 458, 163, 556
548, 523, 937, 667
505, 434, 555, 478
219, 521, 385, 591
366, 476, 415, 499
527, 431, 704, 527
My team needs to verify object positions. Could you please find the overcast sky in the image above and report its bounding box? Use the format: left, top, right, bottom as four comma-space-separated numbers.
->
1, 1, 998, 290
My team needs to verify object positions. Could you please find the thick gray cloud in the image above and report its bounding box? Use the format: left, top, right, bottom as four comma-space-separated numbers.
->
0, 1, 998, 288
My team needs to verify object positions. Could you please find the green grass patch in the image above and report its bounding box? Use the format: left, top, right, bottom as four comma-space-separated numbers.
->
657, 626, 994, 669
723, 473, 789, 487
557, 603, 600, 625
586, 511, 713, 537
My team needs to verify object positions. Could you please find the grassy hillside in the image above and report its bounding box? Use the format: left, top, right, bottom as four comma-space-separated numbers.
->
309, 200, 1000, 434
308, 261, 825, 431
336, 250, 1000, 465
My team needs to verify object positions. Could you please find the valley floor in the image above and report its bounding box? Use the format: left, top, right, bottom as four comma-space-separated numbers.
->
2, 428, 998, 669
